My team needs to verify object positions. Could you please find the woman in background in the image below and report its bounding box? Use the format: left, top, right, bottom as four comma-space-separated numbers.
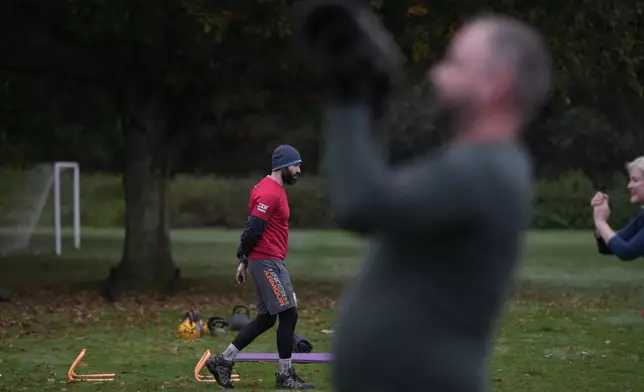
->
592, 156, 644, 261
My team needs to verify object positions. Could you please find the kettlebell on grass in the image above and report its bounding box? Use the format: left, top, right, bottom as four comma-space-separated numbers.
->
230, 305, 252, 331
178, 309, 209, 340
293, 335, 314, 353
207, 317, 230, 336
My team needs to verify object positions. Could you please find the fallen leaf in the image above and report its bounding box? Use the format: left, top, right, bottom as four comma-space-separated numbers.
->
407, 4, 428, 16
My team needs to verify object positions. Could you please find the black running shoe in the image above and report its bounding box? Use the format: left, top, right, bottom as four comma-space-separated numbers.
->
275, 367, 315, 389
205, 353, 235, 389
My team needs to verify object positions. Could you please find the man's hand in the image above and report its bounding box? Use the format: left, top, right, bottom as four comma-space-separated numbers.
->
236, 261, 247, 284
291, 0, 404, 117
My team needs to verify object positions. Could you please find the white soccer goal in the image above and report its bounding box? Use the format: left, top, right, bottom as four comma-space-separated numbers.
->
53, 162, 81, 255
0, 161, 81, 256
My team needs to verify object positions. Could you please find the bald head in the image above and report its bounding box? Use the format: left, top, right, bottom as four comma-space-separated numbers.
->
471, 14, 552, 120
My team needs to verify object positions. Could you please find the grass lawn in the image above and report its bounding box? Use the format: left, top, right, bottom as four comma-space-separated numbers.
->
2, 228, 644, 391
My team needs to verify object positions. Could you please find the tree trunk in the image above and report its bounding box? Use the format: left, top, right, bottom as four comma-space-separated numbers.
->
105, 95, 180, 301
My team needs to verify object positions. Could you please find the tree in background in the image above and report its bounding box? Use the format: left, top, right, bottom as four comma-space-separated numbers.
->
0, 0, 299, 299
0, 0, 641, 297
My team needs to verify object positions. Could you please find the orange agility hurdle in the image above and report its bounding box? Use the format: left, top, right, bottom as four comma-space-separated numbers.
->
67, 348, 115, 382
194, 349, 240, 383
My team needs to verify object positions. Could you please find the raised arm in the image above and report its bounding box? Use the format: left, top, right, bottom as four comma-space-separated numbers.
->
595, 214, 644, 260
606, 228, 644, 261
595, 217, 640, 255
322, 103, 483, 234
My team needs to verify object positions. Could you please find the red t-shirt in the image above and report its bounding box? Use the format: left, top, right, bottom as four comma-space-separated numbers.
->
247, 176, 290, 261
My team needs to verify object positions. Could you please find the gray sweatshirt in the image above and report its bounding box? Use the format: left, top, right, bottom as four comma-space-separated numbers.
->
325, 104, 533, 392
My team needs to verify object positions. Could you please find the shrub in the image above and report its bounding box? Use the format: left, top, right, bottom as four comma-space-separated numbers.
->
0, 169, 638, 230
534, 170, 636, 229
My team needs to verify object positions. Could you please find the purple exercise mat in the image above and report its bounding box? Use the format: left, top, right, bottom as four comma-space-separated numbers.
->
235, 353, 332, 363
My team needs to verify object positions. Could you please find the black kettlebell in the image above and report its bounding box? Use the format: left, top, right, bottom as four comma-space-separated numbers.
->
207, 317, 230, 336
230, 305, 251, 331
293, 334, 314, 353
291, 0, 404, 116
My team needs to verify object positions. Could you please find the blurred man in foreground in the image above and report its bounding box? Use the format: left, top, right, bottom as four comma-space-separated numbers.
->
310, 10, 552, 392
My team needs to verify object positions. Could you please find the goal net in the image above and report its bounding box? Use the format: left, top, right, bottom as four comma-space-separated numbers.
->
0, 162, 81, 256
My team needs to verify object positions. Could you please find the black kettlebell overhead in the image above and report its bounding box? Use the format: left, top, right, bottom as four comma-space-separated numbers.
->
230, 305, 252, 331
291, 0, 404, 115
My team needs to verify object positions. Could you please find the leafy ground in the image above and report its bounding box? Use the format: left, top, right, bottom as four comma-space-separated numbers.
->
2, 229, 644, 391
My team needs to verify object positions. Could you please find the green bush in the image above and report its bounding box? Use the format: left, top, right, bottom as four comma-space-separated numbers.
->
0, 169, 639, 230
534, 170, 637, 230
169, 175, 334, 228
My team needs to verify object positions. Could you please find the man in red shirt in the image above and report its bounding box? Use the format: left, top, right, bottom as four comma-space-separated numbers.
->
207, 145, 314, 390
